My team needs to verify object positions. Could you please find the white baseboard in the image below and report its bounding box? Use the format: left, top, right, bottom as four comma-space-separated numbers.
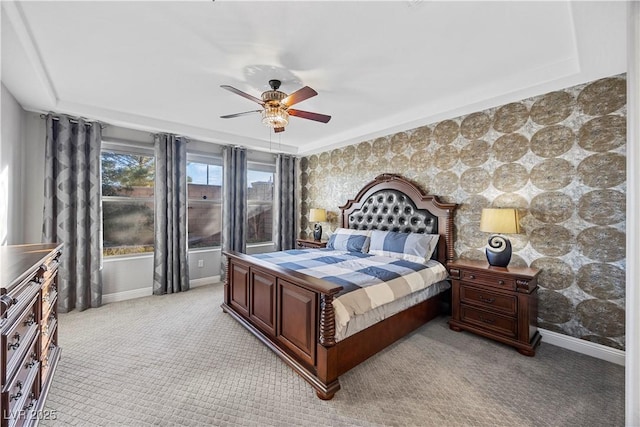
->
191, 276, 221, 288
102, 287, 152, 304
103, 276, 221, 304
539, 328, 625, 366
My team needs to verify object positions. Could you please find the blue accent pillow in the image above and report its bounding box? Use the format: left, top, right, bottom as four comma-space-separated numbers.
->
326, 228, 372, 253
369, 230, 439, 263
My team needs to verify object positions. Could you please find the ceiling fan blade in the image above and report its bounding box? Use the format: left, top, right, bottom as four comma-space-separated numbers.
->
288, 109, 331, 123
281, 86, 318, 107
274, 127, 286, 133
220, 110, 262, 119
220, 85, 264, 105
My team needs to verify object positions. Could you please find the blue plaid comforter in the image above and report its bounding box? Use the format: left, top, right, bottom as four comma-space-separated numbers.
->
254, 249, 449, 340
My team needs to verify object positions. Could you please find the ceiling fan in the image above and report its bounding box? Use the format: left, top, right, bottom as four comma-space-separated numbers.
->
220, 79, 331, 133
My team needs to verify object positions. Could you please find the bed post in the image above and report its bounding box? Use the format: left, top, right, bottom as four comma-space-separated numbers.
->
316, 293, 340, 400
222, 258, 230, 311
446, 209, 455, 264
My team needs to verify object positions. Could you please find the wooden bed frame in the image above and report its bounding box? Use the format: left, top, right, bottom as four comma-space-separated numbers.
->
222, 174, 457, 399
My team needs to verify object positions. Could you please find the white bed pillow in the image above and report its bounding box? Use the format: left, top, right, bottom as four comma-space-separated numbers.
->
326, 228, 372, 253
369, 230, 439, 263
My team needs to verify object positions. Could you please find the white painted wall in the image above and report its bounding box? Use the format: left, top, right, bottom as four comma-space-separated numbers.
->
22, 111, 45, 243
0, 83, 26, 245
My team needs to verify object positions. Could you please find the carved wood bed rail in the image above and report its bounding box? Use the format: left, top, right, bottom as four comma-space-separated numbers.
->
221, 174, 457, 399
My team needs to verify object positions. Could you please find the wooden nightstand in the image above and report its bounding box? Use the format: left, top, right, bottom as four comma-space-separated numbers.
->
448, 259, 541, 356
296, 239, 327, 249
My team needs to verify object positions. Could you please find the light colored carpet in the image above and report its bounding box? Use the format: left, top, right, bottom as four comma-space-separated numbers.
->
41, 283, 624, 426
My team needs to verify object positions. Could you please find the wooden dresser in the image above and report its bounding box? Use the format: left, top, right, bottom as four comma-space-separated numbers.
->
448, 259, 541, 356
0, 244, 62, 426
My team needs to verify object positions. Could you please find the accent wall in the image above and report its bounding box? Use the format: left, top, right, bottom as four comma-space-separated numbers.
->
299, 74, 627, 350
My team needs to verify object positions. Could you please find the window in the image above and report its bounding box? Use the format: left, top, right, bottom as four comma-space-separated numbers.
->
101, 147, 155, 256
187, 156, 223, 249
247, 162, 275, 244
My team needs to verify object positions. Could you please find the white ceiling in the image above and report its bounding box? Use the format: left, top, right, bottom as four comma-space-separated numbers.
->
1, 1, 627, 155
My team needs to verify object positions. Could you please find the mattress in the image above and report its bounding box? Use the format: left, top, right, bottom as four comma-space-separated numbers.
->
253, 248, 450, 341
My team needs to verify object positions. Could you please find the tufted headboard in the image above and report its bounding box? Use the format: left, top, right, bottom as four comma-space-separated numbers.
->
339, 174, 457, 265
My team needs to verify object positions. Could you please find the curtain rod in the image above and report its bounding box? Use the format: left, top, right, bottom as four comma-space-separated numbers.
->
40, 113, 107, 129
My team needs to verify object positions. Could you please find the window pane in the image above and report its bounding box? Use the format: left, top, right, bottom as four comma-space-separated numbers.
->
102, 152, 154, 196
247, 169, 274, 243
103, 199, 154, 256
101, 151, 155, 256
247, 203, 273, 244
187, 161, 222, 249
188, 201, 222, 248
187, 162, 222, 187
247, 170, 274, 201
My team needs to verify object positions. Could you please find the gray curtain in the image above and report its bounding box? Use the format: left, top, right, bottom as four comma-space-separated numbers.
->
153, 134, 189, 295
274, 154, 297, 251
42, 114, 102, 312
220, 146, 247, 281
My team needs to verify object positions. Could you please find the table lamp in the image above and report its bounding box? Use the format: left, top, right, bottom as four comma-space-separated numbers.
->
479, 208, 520, 267
309, 208, 327, 242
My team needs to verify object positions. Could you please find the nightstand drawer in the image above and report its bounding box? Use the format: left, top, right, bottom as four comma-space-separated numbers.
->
460, 284, 517, 315
460, 270, 515, 291
460, 306, 517, 338
296, 239, 327, 249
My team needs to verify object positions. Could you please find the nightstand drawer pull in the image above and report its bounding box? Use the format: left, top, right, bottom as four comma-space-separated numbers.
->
480, 296, 495, 304
498, 280, 505, 285
480, 316, 495, 325
469, 274, 476, 279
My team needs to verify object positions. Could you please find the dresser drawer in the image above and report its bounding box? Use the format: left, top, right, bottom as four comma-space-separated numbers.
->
40, 344, 60, 389
460, 305, 517, 338
3, 282, 40, 325
460, 284, 517, 315
2, 296, 39, 384
460, 270, 515, 291
40, 314, 57, 355
2, 338, 39, 426
41, 288, 58, 323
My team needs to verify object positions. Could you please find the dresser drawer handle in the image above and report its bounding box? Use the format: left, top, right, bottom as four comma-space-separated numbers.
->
24, 312, 36, 327
480, 316, 495, 325
23, 397, 35, 411
468, 274, 476, 279
480, 296, 495, 304
8, 332, 21, 350
10, 381, 23, 401
497, 280, 505, 285
26, 352, 38, 369
42, 324, 50, 336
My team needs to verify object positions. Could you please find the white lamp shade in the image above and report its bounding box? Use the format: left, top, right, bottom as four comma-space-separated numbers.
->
309, 208, 327, 222
479, 208, 520, 234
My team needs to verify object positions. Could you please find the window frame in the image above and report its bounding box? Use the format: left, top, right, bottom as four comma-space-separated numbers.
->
101, 140, 156, 258
247, 160, 276, 246
186, 153, 223, 250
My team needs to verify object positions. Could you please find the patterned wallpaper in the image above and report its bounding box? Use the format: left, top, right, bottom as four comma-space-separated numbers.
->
299, 74, 627, 350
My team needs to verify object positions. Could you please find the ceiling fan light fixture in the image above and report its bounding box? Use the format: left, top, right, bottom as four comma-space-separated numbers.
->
262, 106, 289, 128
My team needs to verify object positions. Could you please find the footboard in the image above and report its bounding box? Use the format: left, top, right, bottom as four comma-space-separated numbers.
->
221, 250, 343, 399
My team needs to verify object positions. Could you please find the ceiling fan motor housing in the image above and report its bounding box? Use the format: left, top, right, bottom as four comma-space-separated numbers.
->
262, 89, 287, 105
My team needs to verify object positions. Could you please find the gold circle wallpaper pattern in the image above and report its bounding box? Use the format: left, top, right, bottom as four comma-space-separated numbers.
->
298, 74, 627, 350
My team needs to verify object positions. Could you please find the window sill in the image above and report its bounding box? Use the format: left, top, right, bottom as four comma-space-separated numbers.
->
103, 252, 154, 262
247, 242, 274, 249
189, 247, 221, 254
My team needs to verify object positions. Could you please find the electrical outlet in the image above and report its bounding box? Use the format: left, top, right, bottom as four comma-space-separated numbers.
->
197, 259, 204, 268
